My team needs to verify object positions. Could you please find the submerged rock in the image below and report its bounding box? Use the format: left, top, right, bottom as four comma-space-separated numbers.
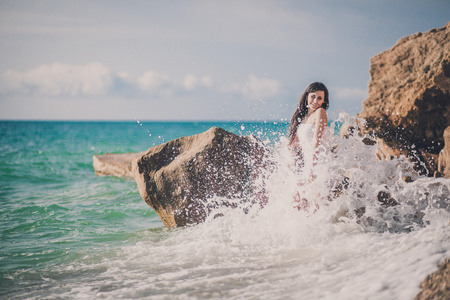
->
358, 22, 450, 176
132, 127, 266, 227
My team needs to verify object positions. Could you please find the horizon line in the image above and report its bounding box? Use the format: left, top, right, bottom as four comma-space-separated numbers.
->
0, 118, 293, 123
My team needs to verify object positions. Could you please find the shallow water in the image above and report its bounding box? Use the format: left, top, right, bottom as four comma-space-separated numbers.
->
0, 118, 449, 299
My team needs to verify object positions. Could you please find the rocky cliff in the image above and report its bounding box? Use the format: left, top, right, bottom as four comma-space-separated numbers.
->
358, 22, 450, 176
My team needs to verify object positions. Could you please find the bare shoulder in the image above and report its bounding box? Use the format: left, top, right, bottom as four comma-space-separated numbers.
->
313, 108, 327, 121
315, 107, 327, 115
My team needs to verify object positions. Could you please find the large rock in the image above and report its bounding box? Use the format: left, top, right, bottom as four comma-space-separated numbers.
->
132, 127, 266, 227
358, 22, 450, 175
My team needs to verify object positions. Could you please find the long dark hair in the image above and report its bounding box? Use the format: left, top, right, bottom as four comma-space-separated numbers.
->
288, 82, 329, 146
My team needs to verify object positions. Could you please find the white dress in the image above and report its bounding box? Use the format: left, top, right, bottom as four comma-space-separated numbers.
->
294, 124, 334, 205
296, 124, 330, 171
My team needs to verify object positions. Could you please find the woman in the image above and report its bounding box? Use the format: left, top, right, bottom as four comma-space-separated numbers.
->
288, 82, 330, 210
288, 82, 329, 167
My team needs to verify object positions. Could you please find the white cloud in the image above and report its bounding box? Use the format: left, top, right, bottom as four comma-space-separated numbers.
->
223, 75, 282, 105
226, 75, 281, 100
1, 62, 112, 96
200, 76, 213, 87
183, 74, 213, 91
137, 71, 171, 93
0, 62, 217, 98
247, 75, 281, 98
0, 61, 282, 107
116, 72, 131, 81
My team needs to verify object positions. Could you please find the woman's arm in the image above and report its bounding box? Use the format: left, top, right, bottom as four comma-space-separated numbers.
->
290, 132, 299, 151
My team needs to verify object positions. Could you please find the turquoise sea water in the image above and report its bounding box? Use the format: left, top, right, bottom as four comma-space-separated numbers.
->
0, 121, 287, 298
1, 120, 449, 299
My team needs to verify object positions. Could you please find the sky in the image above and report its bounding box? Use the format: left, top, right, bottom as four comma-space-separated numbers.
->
0, 0, 449, 121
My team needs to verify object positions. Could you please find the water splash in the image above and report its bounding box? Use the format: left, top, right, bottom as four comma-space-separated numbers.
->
200, 112, 449, 240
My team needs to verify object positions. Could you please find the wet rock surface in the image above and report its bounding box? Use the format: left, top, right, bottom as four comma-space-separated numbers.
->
132, 127, 266, 227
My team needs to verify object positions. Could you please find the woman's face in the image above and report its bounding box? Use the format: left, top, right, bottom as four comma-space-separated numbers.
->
306, 90, 325, 112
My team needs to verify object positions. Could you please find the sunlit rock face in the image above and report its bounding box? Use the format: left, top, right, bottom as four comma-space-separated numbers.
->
132, 127, 266, 227
358, 22, 450, 176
